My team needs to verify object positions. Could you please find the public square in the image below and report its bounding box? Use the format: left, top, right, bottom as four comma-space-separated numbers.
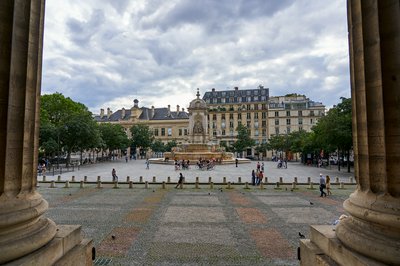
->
38, 159, 356, 265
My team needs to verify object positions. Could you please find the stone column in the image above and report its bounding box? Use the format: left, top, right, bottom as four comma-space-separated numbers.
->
0, 0, 57, 263
335, 0, 400, 264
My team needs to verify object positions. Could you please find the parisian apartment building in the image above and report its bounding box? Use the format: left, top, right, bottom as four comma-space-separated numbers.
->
94, 86, 325, 158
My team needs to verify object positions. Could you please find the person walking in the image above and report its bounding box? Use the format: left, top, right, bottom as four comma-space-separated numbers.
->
251, 169, 256, 186
175, 173, 184, 188
235, 158, 238, 167
319, 173, 327, 197
326, 175, 332, 195
146, 159, 150, 169
112, 168, 118, 182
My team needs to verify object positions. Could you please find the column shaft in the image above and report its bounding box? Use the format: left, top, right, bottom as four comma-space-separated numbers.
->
336, 1, 400, 264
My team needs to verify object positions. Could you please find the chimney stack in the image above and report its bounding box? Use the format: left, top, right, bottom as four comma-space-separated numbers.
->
176, 105, 180, 116
168, 105, 171, 116
234, 86, 239, 90
121, 108, 125, 119
107, 108, 112, 118
100, 108, 104, 117
151, 106, 155, 118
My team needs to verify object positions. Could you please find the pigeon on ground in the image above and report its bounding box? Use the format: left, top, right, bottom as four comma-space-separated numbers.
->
309, 201, 314, 205
299, 232, 305, 239
111, 235, 116, 240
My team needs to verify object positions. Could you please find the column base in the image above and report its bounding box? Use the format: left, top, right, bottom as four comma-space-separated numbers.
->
4, 225, 92, 266
300, 225, 385, 266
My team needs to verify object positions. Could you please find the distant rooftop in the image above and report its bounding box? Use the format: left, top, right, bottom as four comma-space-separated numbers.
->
203, 85, 269, 104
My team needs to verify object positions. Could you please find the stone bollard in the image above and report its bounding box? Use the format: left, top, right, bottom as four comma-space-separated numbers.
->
57, 175, 61, 182
238, 177, 242, 183
309, 182, 314, 189
80, 181, 84, 188
350, 177, 354, 183
71, 176, 75, 182
113, 181, 119, 189
335, 177, 339, 183
340, 182, 344, 189
260, 182, 264, 189
294, 177, 298, 184
84, 176, 88, 182
227, 182, 231, 189
167, 176, 171, 183
126, 176, 130, 182
64, 180, 70, 188
162, 181, 166, 189
196, 177, 199, 183
210, 182, 214, 189
208, 177, 212, 183
245, 182, 249, 189
279, 177, 283, 184
50, 180, 55, 188
97, 176, 101, 182
140, 176, 143, 183
97, 181, 102, 189
145, 181, 148, 189
153, 176, 156, 183
129, 181, 133, 189
223, 177, 227, 184
307, 177, 311, 184
292, 182, 296, 190
275, 182, 280, 189
195, 181, 199, 189
42, 176, 46, 182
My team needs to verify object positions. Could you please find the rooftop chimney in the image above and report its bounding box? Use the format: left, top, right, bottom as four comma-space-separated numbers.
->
121, 108, 125, 119
176, 105, 180, 116
107, 108, 112, 118
151, 106, 155, 118
167, 105, 171, 116
234, 87, 239, 90
100, 108, 104, 117
212, 88, 215, 92
133, 99, 139, 108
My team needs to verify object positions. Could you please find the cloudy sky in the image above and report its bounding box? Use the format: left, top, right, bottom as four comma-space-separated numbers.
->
42, 0, 350, 114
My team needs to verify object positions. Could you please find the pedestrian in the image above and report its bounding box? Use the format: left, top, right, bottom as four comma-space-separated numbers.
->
257, 171, 264, 185
284, 158, 287, 168
175, 173, 184, 188
146, 159, 150, 169
261, 162, 264, 172
319, 173, 327, 197
125, 156, 128, 163
112, 168, 118, 182
257, 161, 260, 171
235, 158, 238, 167
326, 175, 332, 195
251, 169, 256, 186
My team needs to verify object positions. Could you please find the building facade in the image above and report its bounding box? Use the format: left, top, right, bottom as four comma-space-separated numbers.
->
95, 87, 325, 159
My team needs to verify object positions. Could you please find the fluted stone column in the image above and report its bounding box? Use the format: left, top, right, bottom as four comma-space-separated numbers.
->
335, 0, 400, 264
0, 0, 56, 263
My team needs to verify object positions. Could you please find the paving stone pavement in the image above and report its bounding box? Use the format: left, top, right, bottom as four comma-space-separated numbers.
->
39, 180, 355, 266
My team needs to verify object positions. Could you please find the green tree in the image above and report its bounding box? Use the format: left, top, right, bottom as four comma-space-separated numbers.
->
165, 140, 177, 152
232, 124, 255, 157
130, 124, 154, 157
40, 93, 101, 165
98, 123, 130, 152
151, 140, 165, 153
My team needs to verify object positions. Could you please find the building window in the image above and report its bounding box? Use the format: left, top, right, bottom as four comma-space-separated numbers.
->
238, 113, 242, 120
246, 113, 251, 119
222, 114, 225, 120
213, 114, 217, 120
184, 129, 188, 135
154, 128, 159, 136
212, 122, 217, 129
229, 121, 234, 128
246, 104, 251, 110
298, 110, 303, 117
167, 128, 172, 136
221, 122, 226, 129
254, 113, 259, 119
229, 113, 234, 119
161, 128, 165, 136
286, 110, 290, 117
255, 130, 259, 136
262, 120, 266, 127
262, 112, 267, 119
275, 119, 279, 125
213, 131, 217, 136
179, 129, 182, 136
222, 129, 226, 135
286, 119, 291, 125
254, 121, 259, 128
299, 118, 303, 125
310, 110, 315, 116
262, 129, 266, 136
262, 104, 266, 110
311, 118, 313, 124
254, 104, 259, 110
275, 111, 279, 117
247, 121, 251, 128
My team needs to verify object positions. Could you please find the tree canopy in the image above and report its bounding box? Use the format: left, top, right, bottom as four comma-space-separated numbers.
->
232, 124, 255, 155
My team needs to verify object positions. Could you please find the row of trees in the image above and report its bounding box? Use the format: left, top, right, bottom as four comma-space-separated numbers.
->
39, 93, 165, 166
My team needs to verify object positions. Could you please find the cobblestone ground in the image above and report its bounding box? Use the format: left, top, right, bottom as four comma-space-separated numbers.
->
39, 183, 354, 266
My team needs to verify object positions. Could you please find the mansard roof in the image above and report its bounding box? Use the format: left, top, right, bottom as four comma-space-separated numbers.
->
94, 107, 189, 122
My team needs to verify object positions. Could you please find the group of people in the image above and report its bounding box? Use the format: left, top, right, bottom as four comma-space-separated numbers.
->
277, 158, 288, 169
251, 161, 265, 185
319, 173, 332, 197
174, 159, 190, 170
196, 158, 215, 170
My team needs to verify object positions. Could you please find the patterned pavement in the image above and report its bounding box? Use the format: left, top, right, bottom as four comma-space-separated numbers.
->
39, 181, 355, 265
